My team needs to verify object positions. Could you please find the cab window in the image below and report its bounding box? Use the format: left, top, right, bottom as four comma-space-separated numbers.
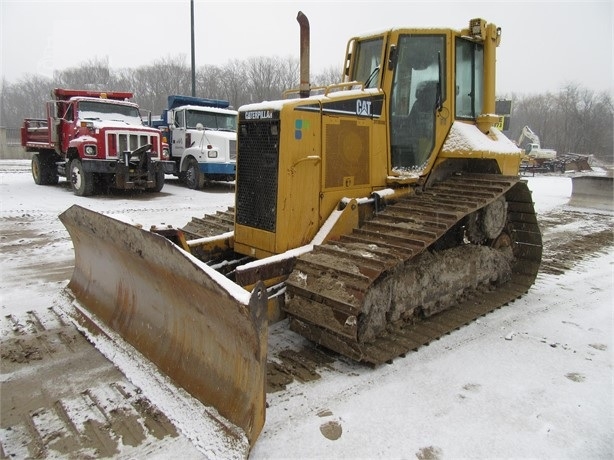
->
455, 38, 484, 119
352, 37, 384, 88
63, 104, 74, 121
175, 110, 185, 128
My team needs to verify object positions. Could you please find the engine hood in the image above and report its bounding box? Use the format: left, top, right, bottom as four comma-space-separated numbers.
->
80, 118, 159, 133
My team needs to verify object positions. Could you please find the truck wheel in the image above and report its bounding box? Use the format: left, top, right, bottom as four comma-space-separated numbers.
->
151, 166, 165, 192
31, 154, 59, 185
185, 158, 204, 190
70, 159, 94, 196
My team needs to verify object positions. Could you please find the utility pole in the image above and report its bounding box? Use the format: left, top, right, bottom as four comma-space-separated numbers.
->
190, 0, 196, 96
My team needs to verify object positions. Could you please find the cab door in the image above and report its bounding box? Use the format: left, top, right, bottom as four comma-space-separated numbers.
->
171, 109, 186, 158
387, 32, 448, 173
47, 101, 61, 152
48, 101, 74, 154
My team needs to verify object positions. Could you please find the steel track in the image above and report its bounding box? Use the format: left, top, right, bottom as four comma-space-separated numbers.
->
175, 174, 542, 366
284, 173, 542, 364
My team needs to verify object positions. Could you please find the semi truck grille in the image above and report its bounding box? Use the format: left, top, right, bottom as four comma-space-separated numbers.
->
229, 140, 237, 160
106, 132, 159, 158
236, 119, 279, 232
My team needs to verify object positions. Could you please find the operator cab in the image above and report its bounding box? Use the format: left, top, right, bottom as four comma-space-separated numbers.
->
345, 23, 488, 175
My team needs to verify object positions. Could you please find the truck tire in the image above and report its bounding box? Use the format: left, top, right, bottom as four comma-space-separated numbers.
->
185, 158, 204, 190
70, 159, 94, 196
151, 166, 165, 193
31, 154, 59, 186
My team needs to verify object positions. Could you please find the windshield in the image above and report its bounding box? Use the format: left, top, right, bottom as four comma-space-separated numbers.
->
78, 100, 143, 125
186, 110, 237, 131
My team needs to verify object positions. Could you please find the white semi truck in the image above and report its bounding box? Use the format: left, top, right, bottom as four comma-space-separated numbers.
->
155, 95, 237, 189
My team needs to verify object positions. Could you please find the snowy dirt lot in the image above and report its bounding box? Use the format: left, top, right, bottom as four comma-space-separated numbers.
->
1, 159, 612, 459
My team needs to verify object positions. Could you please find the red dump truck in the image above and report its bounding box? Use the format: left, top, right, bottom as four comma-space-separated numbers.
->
21, 88, 174, 196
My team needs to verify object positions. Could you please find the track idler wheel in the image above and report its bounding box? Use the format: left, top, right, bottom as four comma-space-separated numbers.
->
466, 196, 508, 243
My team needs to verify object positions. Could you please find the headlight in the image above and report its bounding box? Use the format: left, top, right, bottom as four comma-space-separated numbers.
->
207, 150, 218, 158
84, 145, 96, 156
162, 147, 170, 160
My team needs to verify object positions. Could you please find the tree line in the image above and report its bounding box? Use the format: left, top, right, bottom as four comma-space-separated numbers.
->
507, 84, 613, 163
1, 57, 611, 163
0, 56, 338, 126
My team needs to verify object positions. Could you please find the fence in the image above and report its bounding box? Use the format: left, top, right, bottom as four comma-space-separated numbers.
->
0, 127, 28, 159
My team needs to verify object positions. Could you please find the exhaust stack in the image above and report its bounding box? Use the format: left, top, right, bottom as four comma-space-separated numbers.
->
297, 11, 310, 98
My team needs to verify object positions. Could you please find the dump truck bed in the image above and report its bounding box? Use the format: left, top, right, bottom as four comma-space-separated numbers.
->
21, 118, 53, 149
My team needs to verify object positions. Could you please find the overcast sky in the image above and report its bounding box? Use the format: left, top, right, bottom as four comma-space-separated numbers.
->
1, 0, 612, 96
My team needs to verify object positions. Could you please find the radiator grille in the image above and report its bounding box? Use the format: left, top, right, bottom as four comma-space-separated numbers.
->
236, 119, 279, 232
229, 139, 237, 160
106, 131, 159, 158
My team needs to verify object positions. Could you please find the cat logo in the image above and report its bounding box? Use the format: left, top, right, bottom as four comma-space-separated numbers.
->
356, 99, 372, 116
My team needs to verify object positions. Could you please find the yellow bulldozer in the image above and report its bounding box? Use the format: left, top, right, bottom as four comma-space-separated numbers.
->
60, 14, 542, 449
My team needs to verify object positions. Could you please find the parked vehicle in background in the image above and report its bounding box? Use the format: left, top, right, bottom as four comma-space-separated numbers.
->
153, 95, 237, 189
517, 125, 557, 170
21, 88, 174, 196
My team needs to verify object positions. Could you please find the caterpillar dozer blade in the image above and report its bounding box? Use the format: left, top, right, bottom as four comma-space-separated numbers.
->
58, 204, 268, 446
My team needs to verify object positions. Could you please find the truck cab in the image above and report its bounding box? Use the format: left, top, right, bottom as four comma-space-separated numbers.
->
158, 95, 238, 189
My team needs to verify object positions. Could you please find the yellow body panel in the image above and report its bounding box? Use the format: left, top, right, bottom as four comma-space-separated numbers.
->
234, 225, 277, 259
276, 106, 321, 252
235, 20, 517, 260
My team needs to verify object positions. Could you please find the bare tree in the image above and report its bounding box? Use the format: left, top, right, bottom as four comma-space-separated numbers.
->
219, 59, 250, 108
312, 64, 342, 87
509, 93, 557, 147
591, 91, 614, 162
55, 58, 112, 89
508, 84, 613, 163
0, 75, 54, 127
130, 55, 191, 114
245, 56, 285, 103
277, 55, 300, 93
196, 64, 230, 103
559, 85, 613, 160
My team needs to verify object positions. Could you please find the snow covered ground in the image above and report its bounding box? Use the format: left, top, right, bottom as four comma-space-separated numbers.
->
258, 254, 613, 459
1, 160, 612, 459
